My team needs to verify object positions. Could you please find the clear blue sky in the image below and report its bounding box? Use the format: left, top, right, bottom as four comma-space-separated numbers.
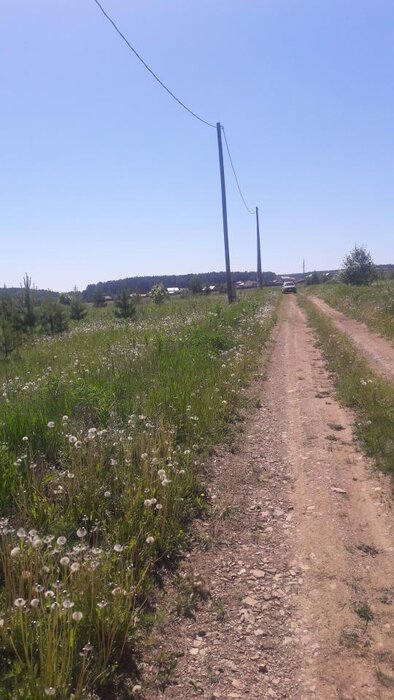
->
1, 0, 393, 291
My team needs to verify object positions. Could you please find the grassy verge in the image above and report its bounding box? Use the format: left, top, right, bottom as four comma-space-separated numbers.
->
0, 291, 278, 699
304, 281, 394, 342
299, 295, 394, 484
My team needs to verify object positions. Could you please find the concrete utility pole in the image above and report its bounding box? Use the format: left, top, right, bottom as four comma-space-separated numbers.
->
303, 259, 305, 275
216, 122, 235, 303
256, 206, 262, 289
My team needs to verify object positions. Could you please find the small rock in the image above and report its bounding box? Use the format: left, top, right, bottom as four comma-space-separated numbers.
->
330, 487, 347, 494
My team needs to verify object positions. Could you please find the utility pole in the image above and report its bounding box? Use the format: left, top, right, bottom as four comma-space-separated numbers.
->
256, 206, 262, 289
216, 122, 235, 303
303, 259, 305, 275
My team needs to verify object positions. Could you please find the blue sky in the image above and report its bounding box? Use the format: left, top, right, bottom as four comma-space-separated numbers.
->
1, 0, 393, 291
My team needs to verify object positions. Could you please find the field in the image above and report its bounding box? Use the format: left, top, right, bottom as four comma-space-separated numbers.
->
305, 280, 394, 342
0, 290, 278, 699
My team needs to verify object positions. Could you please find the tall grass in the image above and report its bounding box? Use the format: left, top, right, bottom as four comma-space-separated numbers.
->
299, 296, 394, 483
0, 291, 278, 698
305, 281, 394, 342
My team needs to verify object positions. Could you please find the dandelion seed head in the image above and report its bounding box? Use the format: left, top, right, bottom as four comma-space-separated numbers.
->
76, 528, 87, 538
47, 421, 55, 429
10, 546, 21, 558
62, 599, 74, 609
30, 598, 40, 608
145, 536, 154, 545
60, 556, 70, 567
14, 598, 26, 608
45, 590, 55, 598
44, 688, 56, 696
113, 544, 123, 553
56, 536, 66, 546
22, 436, 29, 442
104, 491, 111, 498
70, 562, 80, 573
72, 611, 83, 621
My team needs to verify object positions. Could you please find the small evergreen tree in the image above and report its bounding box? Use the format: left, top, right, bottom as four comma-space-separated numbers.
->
40, 302, 69, 335
59, 293, 71, 305
21, 273, 36, 332
340, 245, 377, 286
150, 284, 168, 305
93, 289, 106, 307
114, 289, 136, 319
0, 300, 22, 360
70, 292, 87, 321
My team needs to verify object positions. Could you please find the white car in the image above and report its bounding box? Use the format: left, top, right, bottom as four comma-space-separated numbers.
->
282, 281, 297, 294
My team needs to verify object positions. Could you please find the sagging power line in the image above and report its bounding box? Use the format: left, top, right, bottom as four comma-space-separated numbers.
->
90, 0, 262, 302
91, 0, 215, 129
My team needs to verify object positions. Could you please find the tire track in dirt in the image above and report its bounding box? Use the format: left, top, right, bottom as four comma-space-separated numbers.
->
308, 295, 394, 383
283, 296, 393, 698
141, 296, 394, 699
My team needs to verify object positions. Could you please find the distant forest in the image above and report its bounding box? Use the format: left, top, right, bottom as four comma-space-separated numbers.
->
82, 271, 277, 301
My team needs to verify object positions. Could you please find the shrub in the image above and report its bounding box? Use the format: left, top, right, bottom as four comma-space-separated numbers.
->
340, 245, 377, 286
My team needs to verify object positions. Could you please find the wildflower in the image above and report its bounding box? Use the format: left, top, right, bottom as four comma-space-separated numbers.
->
62, 599, 74, 609
30, 598, 40, 608
72, 611, 83, 621
113, 544, 123, 553
70, 562, 80, 573
144, 499, 153, 507
74, 441, 82, 449
162, 478, 171, 487
47, 421, 55, 429
22, 436, 29, 442
104, 491, 111, 498
60, 556, 70, 567
157, 469, 166, 480
32, 537, 43, 549
110, 458, 117, 466
76, 528, 87, 538
68, 436, 77, 445
156, 503, 163, 510
50, 602, 60, 609
62, 415, 69, 422
34, 584, 44, 593
14, 598, 26, 608
80, 643, 93, 657
10, 547, 21, 558
44, 688, 56, 696
56, 536, 66, 546
45, 590, 55, 598
29, 529, 38, 538
97, 600, 108, 609
145, 536, 154, 545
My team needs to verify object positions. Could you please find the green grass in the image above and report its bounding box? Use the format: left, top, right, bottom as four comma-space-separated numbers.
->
0, 290, 278, 699
304, 280, 394, 342
299, 295, 394, 483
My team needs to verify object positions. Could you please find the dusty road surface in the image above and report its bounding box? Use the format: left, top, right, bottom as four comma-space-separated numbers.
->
308, 295, 394, 383
142, 296, 394, 699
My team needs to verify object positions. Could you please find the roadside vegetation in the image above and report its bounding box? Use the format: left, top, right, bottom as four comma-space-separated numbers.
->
304, 280, 394, 342
299, 296, 394, 484
0, 290, 278, 699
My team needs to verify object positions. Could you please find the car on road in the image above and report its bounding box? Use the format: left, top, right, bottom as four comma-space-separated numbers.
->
282, 281, 297, 294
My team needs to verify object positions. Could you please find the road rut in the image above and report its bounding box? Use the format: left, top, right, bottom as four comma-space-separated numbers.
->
308, 295, 394, 383
142, 296, 394, 699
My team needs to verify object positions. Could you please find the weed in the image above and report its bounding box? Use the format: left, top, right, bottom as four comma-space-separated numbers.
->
213, 598, 226, 621
354, 602, 374, 628
357, 543, 379, 557
327, 422, 345, 431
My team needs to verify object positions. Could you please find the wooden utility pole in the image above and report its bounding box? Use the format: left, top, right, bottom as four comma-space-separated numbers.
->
256, 206, 262, 289
216, 122, 235, 303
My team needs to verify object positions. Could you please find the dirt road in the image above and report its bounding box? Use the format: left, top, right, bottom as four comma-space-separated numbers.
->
308, 295, 394, 383
143, 296, 394, 699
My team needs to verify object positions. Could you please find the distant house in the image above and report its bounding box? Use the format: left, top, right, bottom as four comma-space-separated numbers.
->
104, 295, 113, 302
166, 287, 180, 295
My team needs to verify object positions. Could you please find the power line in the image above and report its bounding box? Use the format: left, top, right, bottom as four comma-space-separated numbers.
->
222, 127, 254, 215
91, 0, 216, 129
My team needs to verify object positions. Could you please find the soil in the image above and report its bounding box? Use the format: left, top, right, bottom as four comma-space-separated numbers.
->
139, 296, 394, 699
308, 295, 394, 383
